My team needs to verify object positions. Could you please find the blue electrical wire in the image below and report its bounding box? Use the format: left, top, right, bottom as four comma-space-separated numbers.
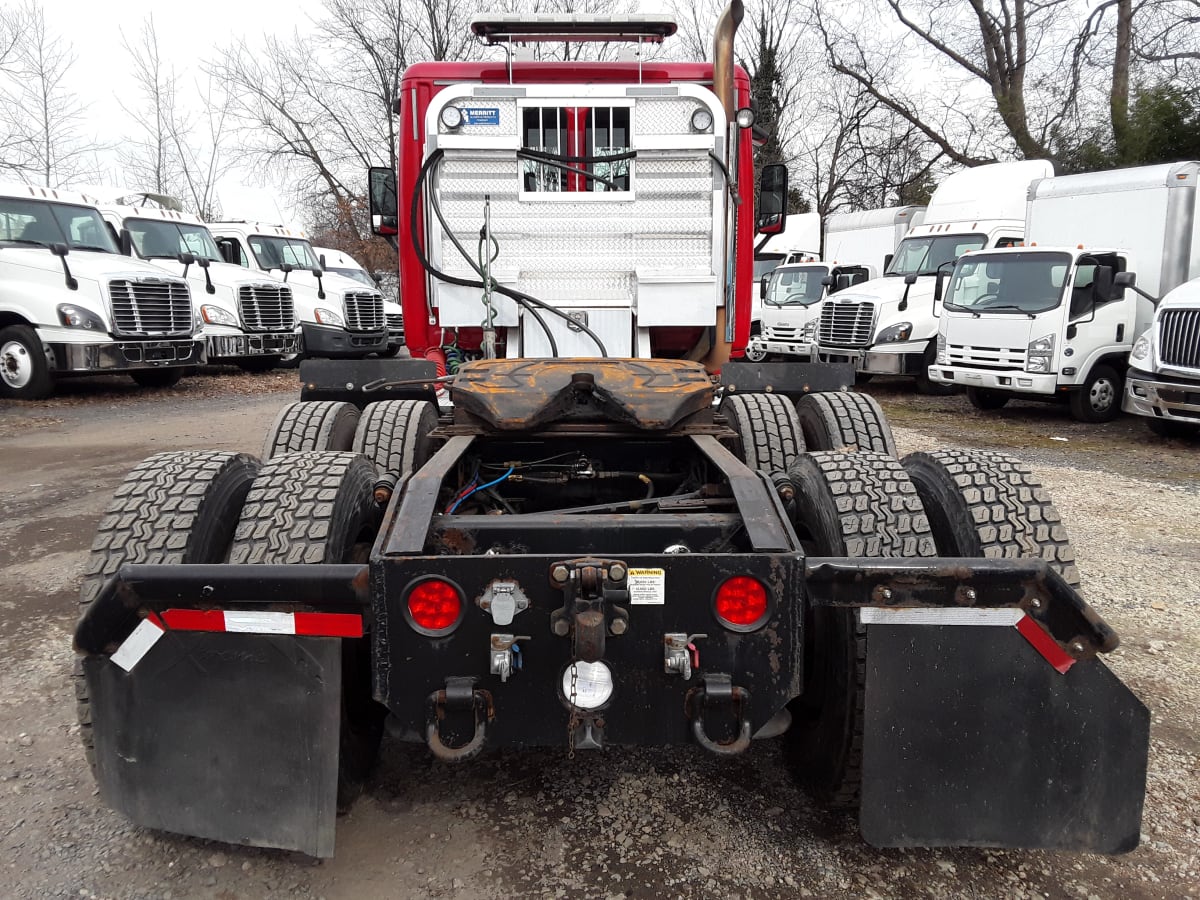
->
447, 467, 514, 515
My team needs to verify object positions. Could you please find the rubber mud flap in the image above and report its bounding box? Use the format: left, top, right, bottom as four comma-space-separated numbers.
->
84, 632, 342, 857
859, 624, 1149, 853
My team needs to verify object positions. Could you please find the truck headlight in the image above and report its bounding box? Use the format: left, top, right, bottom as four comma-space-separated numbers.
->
690, 107, 714, 133
200, 304, 239, 327
801, 321, 817, 342
1130, 333, 1151, 363
1026, 333, 1055, 373
315, 307, 345, 327
876, 322, 912, 343
57, 303, 106, 331
936, 332, 948, 365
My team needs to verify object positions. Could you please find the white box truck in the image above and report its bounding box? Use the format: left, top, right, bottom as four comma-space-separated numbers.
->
823, 205, 925, 276
1126, 276, 1200, 435
102, 202, 301, 372
0, 184, 203, 400
209, 223, 388, 358
815, 160, 1053, 393
312, 245, 405, 356
928, 161, 1198, 422
745, 261, 870, 361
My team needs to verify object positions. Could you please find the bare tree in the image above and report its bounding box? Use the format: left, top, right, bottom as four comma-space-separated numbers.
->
0, 0, 102, 186
118, 16, 177, 196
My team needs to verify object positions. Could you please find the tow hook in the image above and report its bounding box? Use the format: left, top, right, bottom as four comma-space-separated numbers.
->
686, 674, 752, 756
548, 558, 631, 661
664, 632, 707, 680
489, 634, 529, 682
425, 676, 494, 762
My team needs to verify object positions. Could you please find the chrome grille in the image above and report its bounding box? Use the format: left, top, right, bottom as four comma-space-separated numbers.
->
237, 284, 295, 332
948, 343, 1027, 370
764, 324, 801, 341
818, 301, 875, 348
344, 291, 384, 331
108, 278, 191, 337
386, 312, 404, 334
1159, 309, 1200, 369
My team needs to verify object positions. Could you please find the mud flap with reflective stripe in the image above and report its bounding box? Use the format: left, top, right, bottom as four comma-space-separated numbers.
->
859, 622, 1149, 853
84, 631, 341, 857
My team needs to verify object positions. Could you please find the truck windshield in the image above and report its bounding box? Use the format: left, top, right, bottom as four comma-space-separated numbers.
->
886, 234, 986, 277
249, 236, 319, 271
0, 198, 117, 252
325, 266, 375, 288
766, 266, 829, 306
127, 218, 222, 262
943, 251, 1070, 314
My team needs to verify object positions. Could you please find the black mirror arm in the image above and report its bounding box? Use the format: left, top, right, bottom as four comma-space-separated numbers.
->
312, 266, 326, 300
1125, 283, 1160, 306
50, 242, 78, 291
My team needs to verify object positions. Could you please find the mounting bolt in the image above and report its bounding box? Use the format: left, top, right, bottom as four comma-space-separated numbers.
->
1071, 641, 1085, 654
1030, 597, 1043, 610
963, 588, 977, 603
551, 565, 569, 584
880, 588, 893, 601
610, 618, 627, 636
551, 618, 570, 637
345, 382, 355, 390
609, 563, 626, 582
201, 585, 214, 598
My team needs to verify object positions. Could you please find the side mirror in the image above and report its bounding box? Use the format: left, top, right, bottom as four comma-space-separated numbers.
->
369, 166, 399, 236
883, 253, 893, 272
311, 266, 324, 278
836, 274, 853, 292
49, 242, 69, 258
1113, 271, 1136, 289
319, 254, 327, 268
119, 229, 133, 257
1092, 265, 1114, 303
177, 252, 196, 266
933, 270, 946, 307
903, 273, 918, 286
756, 164, 788, 235
760, 275, 769, 301
195, 256, 210, 269
372, 272, 383, 285
821, 275, 834, 287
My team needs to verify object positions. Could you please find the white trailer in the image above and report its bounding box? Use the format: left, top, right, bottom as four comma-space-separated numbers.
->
823, 205, 925, 277
1125, 275, 1200, 435
0, 184, 203, 399
815, 160, 1052, 393
929, 161, 1199, 422
102, 202, 301, 371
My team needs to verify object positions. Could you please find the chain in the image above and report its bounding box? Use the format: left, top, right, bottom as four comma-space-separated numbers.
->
566, 630, 580, 760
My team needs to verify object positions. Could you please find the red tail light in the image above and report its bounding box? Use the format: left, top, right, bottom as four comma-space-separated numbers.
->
406, 578, 463, 635
713, 576, 769, 630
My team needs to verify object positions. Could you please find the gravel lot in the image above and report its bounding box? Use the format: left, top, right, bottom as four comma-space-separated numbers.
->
0, 370, 1196, 900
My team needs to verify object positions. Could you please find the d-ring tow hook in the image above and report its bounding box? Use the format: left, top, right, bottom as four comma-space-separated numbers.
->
687, 673, 752, 756
426, 676, 494, 762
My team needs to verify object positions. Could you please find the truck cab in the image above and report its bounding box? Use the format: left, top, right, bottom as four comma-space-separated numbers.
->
101, 203, 301, 371
746, 261, 869, 361
210, 223, 388, 358
814, 160, 1052, 393
0, 183, 203, 399
311, 245, 405, 356
1125, 277, 1200, 435
928, 246, 1148, 420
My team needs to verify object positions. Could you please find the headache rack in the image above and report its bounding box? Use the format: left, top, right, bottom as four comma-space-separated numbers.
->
470, 14, 677, 44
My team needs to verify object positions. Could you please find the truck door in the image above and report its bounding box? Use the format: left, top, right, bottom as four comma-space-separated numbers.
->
1068, 253, 1132, 350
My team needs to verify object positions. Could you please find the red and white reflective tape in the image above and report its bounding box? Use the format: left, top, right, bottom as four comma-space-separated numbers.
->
109, 610, 363, 673
859, 607, 1077, 674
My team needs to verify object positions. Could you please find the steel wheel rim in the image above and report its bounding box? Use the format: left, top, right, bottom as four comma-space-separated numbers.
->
1, 339, 32, 389
745, 344, 767, 362
1090, 378, 1115, 411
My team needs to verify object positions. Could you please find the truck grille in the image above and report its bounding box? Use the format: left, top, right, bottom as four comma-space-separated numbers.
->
818, 301, 875, 348
764, 324, 801, 341
947, 344, 1027, 370
344, 291, 384, 331
386, 312, 404, 335
1159, 309, 1200, 369
238, 284, 295, 332
108, 278, 191, 337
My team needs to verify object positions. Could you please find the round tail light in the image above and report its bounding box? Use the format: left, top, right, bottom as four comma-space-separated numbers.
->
406, 578, 464, 635
714, 575, 769, 631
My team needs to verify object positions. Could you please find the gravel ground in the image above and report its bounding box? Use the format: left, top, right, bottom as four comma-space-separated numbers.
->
0, 371, 1196, 899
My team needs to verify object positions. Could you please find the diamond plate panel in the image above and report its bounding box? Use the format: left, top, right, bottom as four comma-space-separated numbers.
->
635, 99, 705, 135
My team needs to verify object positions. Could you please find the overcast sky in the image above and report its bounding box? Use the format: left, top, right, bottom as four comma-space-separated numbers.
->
45, 0, 321, 226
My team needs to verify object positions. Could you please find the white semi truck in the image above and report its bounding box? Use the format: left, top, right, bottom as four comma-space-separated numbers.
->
312, 245, 405, 356
209, 223, 388, 358
0, 184, 203, 400
1127, 276, 1200, 436
929, 161, 1198, 423
102, 202, 301, 372
815, 160, 1053, 393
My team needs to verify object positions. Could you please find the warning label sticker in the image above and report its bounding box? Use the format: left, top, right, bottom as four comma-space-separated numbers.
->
462, 107, 500, 126
628, 568, 666, 605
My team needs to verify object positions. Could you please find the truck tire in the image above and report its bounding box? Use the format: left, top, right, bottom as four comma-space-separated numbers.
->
75, 451, 260, 771
915, 342, 956, 396
0, 324, 53, 400
1069, 364, 1122, 423
794, 391, 896, 456
130, 368, 184, 389
352, 400, 439, 475
261, 400, 360, 459
784, 452, 937, 807
228, 452, 384, 809
902, 449, 1080, 587
966, 386, 1009, 410
721, 392, 805, 473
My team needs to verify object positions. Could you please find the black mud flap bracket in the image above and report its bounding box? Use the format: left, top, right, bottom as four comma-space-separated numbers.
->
720, 360, 855, 399
859, 621, 1149, 853
299, 357, 438, 406
84, 633, 343, 858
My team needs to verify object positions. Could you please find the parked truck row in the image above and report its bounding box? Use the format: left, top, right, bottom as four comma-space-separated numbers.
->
0, 185, 398, 400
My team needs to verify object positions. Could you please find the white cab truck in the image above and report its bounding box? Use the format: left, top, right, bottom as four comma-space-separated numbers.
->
0, 184, 203, 400
929, 161, 1198, 423
745, 261, 870, 361
102, 204, 301, 371
815, 160, 1053, 393
824, 205, 925, 275
312, 245, 404, 355
1127, 276, 1200, 435
209, 223, 388, 358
